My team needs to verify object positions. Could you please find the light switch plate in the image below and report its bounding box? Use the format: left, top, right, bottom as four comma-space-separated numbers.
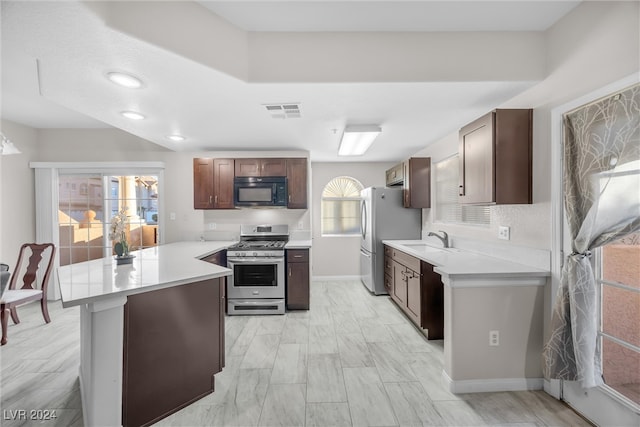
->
498, 226, 510, 240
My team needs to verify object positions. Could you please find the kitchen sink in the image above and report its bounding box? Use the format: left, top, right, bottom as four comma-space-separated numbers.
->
399, 243, 462, 253
400, 243, 445, 251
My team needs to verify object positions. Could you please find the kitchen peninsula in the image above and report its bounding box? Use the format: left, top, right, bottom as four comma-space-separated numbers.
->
57, 241, 233, 427
383, 240, 550, 394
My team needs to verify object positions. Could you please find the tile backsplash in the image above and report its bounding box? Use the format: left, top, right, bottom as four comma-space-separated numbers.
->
201, 208, 310, 241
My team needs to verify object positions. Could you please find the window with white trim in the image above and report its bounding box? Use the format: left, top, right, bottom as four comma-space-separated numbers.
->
434, 155, 490, 226
57, 172, 161, 266
321, 176, 364, 236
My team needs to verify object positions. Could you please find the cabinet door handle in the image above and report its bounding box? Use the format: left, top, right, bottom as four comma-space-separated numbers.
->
459, 185, 464, 196
289, 267, 292, 277
289, 194, 291, 203
215, 195, 218, 204
209, 195, 213, 204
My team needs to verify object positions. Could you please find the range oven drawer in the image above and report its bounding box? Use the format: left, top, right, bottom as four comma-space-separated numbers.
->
227, 299, 285, 315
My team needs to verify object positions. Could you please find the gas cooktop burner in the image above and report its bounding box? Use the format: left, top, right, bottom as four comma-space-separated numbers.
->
229, 240, 286, 250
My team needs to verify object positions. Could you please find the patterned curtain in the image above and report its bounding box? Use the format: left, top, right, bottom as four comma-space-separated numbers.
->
543, 84, 640, 388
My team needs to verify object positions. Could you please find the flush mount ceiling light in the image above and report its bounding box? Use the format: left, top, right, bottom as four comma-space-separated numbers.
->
167, 134, 185, 142
106, 71, 143, 89
120, 111, 145, 120
0, 132, 21, 155
338, 125, 382, 156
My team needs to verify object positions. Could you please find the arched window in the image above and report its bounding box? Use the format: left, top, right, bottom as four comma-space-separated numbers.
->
321, 176, 364, 236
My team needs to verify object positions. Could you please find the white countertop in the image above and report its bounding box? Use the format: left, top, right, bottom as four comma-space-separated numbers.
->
285, 239, 312, 249
382, 240, 549, 279
58, 241, 234, 308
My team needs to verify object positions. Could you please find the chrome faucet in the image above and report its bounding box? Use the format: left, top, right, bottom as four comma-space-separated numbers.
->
427, 230, 449, 248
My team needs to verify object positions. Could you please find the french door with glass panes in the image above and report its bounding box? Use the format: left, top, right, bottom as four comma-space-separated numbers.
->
553, 75, 640, 426
58, 174, 159, 266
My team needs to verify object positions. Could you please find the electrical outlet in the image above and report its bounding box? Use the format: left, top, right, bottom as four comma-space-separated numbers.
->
208, 223, 217, 230
298, 221, 304, 229
489, 330, 500, 346
170, 212, 176, 220
498, 226, 510, 240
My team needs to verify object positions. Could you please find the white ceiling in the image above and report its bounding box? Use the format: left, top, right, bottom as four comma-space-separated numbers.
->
199, 1, 580, 32
0, 1, 581, 162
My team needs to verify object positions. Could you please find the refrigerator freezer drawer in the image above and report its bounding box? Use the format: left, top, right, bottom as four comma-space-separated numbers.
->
360, 249, 373, 293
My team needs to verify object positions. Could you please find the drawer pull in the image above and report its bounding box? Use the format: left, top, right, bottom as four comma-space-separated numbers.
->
294, 255, 303, 258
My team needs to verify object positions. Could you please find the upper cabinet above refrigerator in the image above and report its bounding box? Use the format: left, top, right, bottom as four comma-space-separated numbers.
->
385, 157, 431, 209
458, 109, 533, 205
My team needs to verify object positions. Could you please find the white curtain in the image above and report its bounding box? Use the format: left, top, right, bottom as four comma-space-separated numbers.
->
543, 84, 640, 388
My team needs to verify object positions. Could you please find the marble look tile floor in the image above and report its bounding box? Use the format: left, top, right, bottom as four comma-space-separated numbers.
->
0, 280, 592, 426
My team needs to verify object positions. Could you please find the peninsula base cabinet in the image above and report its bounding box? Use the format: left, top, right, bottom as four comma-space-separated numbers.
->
384, 245, 444, 340
122, 278, 225, 427
286, 249, 310, 310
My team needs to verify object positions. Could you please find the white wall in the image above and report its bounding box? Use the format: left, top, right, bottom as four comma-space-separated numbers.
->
0, 120, 38, 263
416, 0, 639, 391
0, 125, 311, 261
311, 162, 395, 278
165, 151, 310, 243
418, 0, 640, 251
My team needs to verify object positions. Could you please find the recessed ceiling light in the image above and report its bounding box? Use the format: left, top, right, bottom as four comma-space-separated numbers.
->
106, 71, 143, 89
167, 134, 185, 142
120, 111, 145, 120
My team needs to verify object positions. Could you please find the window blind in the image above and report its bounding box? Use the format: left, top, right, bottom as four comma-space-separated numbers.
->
434, 156, 490, 226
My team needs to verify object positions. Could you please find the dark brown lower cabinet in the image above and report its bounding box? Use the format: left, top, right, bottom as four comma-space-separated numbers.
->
392, 260, 408, 306
122, 278, 225, 427
286, 249, 310, 310
384, 245, 444, 340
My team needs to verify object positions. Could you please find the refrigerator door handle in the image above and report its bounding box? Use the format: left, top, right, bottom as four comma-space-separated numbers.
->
360, 200, 367, 240
360, 248, 371, 258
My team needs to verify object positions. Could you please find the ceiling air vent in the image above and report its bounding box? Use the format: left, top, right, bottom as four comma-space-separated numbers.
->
264, 103, 301, 119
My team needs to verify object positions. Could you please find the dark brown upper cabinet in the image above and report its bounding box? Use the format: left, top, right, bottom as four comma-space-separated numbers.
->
386, 157, 431, 208
286, 158, 308, 209
459, 109, 533, 205
193, 158, 234, 209
402, 157, 431, 209
235, 158, 287, 177
195, 157, 308, 210
193, 158, 214, 209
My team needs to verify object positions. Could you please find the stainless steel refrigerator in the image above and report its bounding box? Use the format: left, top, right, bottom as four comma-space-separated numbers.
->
360, 187, 422, 295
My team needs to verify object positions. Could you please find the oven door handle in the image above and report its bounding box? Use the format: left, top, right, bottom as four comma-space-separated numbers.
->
228, 257, 284, 264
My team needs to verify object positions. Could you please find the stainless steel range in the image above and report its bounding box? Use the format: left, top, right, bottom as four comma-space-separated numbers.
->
226, 224, 288, 315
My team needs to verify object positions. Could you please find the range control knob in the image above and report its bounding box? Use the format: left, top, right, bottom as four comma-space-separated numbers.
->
253, 252, 258, 257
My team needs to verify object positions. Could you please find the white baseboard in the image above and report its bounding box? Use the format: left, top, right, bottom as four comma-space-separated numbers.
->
442, 370, 544, 394
544, 379, 561, 399
312, 275, 361, 282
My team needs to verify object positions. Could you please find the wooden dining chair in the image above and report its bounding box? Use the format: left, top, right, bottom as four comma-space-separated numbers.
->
0, 243, 56, 345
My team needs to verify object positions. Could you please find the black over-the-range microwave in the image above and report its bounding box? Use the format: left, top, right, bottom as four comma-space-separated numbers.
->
233, 176, 288, 207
